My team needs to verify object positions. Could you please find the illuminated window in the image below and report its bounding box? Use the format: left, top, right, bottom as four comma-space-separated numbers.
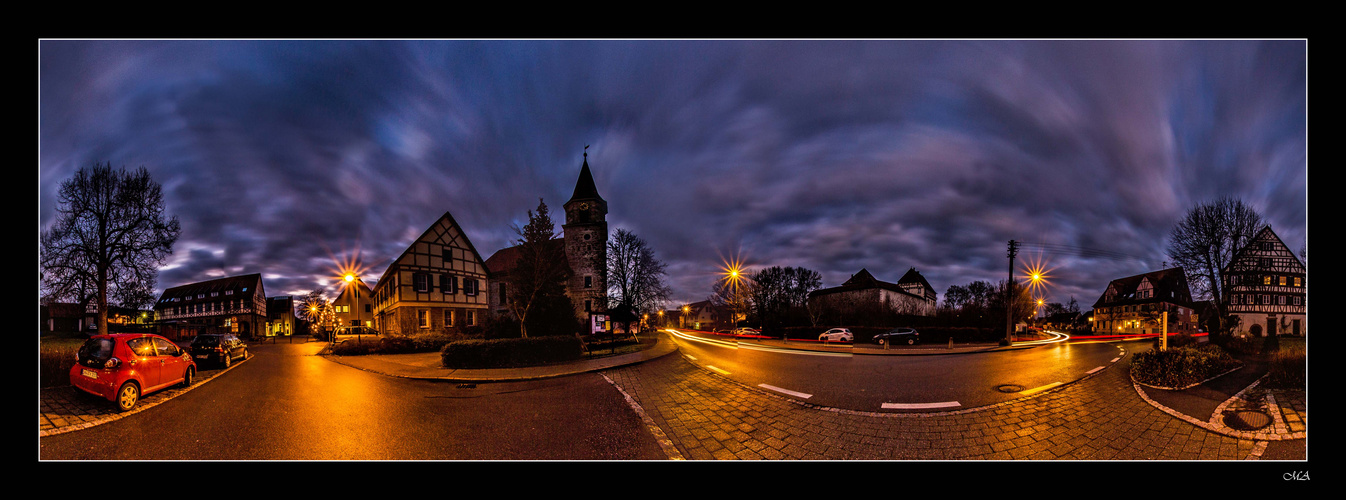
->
1294, 277, 1301, 287
1279, 276, 1287, 286
418, 310, 430, 328
1264, 276, 1272, 285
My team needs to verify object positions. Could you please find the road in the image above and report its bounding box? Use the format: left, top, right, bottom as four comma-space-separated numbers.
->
39, 340, 668, 460
668, 330, 1127, 412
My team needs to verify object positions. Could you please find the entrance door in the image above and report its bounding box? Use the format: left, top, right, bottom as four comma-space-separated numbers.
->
1268, 317, 1277, 336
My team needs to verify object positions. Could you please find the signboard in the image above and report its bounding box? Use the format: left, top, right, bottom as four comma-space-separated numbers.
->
591, 314, 608, 334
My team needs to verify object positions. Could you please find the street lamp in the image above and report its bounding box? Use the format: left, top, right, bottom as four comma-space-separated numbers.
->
345, 273, 363, 342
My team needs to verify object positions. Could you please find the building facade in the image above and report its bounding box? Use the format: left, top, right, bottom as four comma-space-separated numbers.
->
370, 211, 491, 336
1221, 226, 1306, 337
266, 296, 296, 336
1091, 268, 1199, 336
154, 273, 267, 339
807, 268, 939, 319
333, 278, 374, 328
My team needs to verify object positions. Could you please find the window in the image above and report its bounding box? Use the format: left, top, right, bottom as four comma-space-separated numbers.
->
1279, 276, 1287, 286
443, 248, 451, 262
1294, 277, 1302, 287
464, 279, 478, 296
1294, 296, 1302, 305
226, 290, 234, 295
585, 300, 592, 312
466, 311, 475, 326
1278, 296, 1286, 305
418, 310, 430, 328
445, 310, 454, 326
441, 274, 456, 294
414, 273, 430, 292
365, 304, 371, 313
499, 283, 507, 305
1264, 276, 1272, 285
585, 276, 592, 289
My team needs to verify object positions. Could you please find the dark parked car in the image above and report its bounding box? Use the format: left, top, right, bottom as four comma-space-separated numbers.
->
71, 333, 196, 411
189, 334, 248, 368
874, 327, 920, 345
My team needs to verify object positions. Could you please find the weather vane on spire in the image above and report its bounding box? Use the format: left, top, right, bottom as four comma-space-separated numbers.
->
584, 144, 589, 159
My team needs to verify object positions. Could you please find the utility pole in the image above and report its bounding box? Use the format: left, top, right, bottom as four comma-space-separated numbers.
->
1003, 240, 1019, 346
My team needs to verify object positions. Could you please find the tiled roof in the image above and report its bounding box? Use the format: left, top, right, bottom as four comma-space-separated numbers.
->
1092, 268, 1192, 308
809, 268, 927, 300
485, 238, 566, 276
157, 274, 263, 304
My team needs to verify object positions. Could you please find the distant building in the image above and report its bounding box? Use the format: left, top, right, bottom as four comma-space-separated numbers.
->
1221, 226, 1306, 337
668, 300, 732, 331
266, 296, 296, 336
332, 277, 374, 328
154, 273, 267, 339
807, 268, 938, 319
1091, 268, 1199, 336
40, 301, 151, 335
370, 211, 491, 336
484, 239, 566, 318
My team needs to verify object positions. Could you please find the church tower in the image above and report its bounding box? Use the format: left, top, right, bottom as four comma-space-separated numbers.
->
562, 147, 608, 320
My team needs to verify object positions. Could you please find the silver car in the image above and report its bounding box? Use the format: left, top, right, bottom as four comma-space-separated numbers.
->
818, 328, 853, 342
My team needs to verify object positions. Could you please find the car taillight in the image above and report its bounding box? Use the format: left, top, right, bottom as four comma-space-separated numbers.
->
216, 346, 225, 352
105, 357, 121, 369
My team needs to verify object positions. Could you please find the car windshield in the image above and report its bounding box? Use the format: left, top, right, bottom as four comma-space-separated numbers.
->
77, 338, 115, 362
192, 336, 222, 346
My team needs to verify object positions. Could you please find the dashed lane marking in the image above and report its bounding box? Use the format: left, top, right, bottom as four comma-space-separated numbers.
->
1020, 382, 1063, 395
757, 384, 812, 399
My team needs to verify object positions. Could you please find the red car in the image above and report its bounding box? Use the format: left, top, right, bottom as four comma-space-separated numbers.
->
71, 333, 196, 411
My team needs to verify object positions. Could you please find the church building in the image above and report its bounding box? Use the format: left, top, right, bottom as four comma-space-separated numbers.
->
485, 150, 610, 328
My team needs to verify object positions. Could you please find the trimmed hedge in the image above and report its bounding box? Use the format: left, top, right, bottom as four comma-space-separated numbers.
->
330, 332, 458, 356
440, 335, 585, 369
1131, 344, 1241, 388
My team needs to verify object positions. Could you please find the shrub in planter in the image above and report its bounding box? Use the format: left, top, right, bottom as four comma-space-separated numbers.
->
440, 335, 584, 369
1132, 344, 1241, 388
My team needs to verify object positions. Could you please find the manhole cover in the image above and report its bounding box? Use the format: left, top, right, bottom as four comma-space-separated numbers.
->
1224, 410, 1272, 430
996, 384, 1025, 393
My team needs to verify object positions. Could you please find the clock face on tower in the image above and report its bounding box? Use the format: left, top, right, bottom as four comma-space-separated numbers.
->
580, 202, 589, 210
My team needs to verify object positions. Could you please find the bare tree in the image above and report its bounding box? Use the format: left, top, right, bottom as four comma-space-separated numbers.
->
606, 229, 671, 319
506, 199, 571, 338
1166, 197, 1264, 340
297, 289, 334, 335
41, 163, 181, 335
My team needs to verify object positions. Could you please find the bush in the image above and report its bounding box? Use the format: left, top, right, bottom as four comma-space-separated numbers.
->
1265, 341, 1306, 389
1131, 344, 1241, 388
329, 331, 460, 356
41, 337, 84, 387
1152, 332, 1199, 350
440, 335, 584, 369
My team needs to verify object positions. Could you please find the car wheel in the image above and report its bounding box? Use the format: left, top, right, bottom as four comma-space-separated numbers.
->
116, 382, 139, 411
242, 348, 247, 360
223, 352, 231, 368
877, 338, 886, 345
180, 367, 194, 387
907, 338, 916, 345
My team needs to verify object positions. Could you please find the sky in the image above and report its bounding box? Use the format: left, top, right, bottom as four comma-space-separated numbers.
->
38, 39, 1309, 311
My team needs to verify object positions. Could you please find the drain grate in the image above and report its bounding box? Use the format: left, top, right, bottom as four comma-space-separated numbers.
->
995, 384, 1025, 393
457, 383, 476, 389
1224, 410, 1271, 430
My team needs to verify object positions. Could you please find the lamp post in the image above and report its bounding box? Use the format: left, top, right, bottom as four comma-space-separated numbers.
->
345, 273, 363, 342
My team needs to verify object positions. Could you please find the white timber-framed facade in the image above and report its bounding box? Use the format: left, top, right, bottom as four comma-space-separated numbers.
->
1221, 226, 1306, 337
370, 211, 490, 336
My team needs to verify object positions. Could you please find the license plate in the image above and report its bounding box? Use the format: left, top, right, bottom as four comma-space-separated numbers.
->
195, 355, 208, 359
82, 369, 97, 379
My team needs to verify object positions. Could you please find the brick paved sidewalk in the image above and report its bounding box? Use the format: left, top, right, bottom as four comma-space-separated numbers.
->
602, 353, 1271, 460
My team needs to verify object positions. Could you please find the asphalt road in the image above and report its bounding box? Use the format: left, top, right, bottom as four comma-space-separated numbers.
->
670, 332, 1127, 412
39, 340, 668, 460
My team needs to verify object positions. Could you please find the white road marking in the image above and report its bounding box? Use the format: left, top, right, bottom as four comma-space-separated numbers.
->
758, 384, 812, 398
706, 365, 731, 375
1110, 357, 1120, 363
1087, 366, 1105, 374
1020, 382, 1063, 395
881, 401, 962, 410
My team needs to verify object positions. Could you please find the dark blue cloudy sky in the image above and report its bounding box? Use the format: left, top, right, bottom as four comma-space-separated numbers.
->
38, 39, 1308, 310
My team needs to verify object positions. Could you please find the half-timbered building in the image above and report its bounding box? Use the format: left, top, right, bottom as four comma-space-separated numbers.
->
370, 211, 491, 336
1221, 226, 1306, 337
154, 273, 267, 339
332, 277, 373, 328
1091, 268, 1199, 336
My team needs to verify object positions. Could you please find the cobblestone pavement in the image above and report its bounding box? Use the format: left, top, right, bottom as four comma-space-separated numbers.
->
602, 353, 1270, 460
